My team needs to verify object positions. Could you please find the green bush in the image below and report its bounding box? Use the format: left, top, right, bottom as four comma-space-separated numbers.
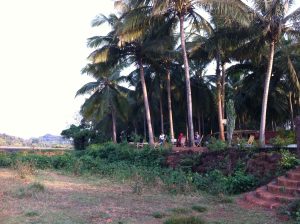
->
17, 154, 52, 169
51, 153, 75, 170
0, 152, 12, 167
279, 199, 300, 222
193, 170, 228, 194
269, 130, 295, 147
225, 170, 257, 194
164, 216, 206, 224
280, 150, 299, 169
207, 137, 227, 151
193, 169, 257, 195
152, 211, 166, 219
191, 205, 207, 213
86, 143, 168, 167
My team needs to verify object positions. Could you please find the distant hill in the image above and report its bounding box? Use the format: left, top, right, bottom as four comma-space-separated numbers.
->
0, 133, 71, 147
31, 134, 71, 147
0, 133, 30, 146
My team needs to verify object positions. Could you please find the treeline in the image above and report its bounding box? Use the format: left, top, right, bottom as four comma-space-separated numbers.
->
73, 0, 300, 147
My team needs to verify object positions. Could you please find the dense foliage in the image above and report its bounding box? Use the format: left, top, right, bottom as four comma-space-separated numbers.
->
1, 142, 298, 195
74, 0, 300, 147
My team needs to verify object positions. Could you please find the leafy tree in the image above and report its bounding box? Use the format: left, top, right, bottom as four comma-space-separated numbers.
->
77, 63, 128, 143
61, 123, 91, 150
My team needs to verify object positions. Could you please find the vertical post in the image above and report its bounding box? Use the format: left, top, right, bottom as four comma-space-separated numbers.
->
296, 116, 300, 157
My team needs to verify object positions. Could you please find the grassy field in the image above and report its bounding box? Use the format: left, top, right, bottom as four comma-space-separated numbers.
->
0, 168, 293, 224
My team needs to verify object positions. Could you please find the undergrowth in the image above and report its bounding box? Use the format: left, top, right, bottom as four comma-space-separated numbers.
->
0, 142, 295, 195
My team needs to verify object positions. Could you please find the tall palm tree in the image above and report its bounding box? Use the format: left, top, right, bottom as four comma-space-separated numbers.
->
113, 1, 184, 144
88, 10, 164, 145
77, 63, 128, 143
228, 0, 300, 146
150, 0, 251, 145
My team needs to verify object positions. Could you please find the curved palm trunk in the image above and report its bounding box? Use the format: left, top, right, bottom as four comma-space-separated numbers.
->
259, 41, 275, 147
111, 107, 117, 143
216, 54, 225, 141
179, 14, 194, 147
166, 68, 174, 140
138, 59, 154, 145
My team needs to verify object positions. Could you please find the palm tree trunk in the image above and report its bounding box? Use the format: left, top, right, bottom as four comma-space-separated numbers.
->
179, 14, 194, 146
289, 91, 295, 130
159, 81, 164, 133
259, 41, 275, 147
143, 110, 147, 139
166, 67, 174, 140
138, 59, 154, 145
201, 112, 205, 136
197, 110, 201, 136
221, 63, 226, 118
111, 107, 117, 143
216, 54, 225, 141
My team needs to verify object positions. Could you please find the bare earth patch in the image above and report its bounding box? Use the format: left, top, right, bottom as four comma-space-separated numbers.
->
0, 168, 293, 224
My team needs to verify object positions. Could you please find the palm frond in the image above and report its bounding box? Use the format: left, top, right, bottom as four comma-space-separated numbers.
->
283, 6, 300, 23
287, 56, 300, 93
76, 82, 102, 97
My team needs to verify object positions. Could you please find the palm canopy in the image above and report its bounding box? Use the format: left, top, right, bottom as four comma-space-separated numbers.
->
77, 63, 129, 143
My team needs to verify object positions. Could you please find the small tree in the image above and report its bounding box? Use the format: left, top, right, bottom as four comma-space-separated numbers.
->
226, 99, 236, 146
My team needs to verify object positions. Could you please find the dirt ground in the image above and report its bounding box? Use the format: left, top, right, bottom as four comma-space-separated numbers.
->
0, 168, 293, 224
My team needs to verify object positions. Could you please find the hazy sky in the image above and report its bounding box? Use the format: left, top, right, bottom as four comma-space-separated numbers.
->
0, 0, 114, 138
0, 0, 299, 139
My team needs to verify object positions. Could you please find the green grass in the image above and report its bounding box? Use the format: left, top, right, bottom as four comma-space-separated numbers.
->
171, 207, 191, 215
164, 216, 206, 224
12, 182, 45, 199
151, 211, 166, 219
191, 205, 207, 213
24, 210, 39, 217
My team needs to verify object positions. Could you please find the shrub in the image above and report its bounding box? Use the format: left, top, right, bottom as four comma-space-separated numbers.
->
18, 154, 52, 169
86, 143, 168, 167
25, 211, 39, 217
160, 169, 194, 193
207, 137, 227, 151
193, 170, 228, 194
193, 169, 257, 195
51, 153, 75, 170
0, 152, 12, 167
152, 211, 166, 219
279, 199, 300, 222
269, 131, 295, 147
280, 150, 299, 169
12, 182, 45, 199
171, 207, 190, 215
164, 216, 206, 224
191, 205, 207, 213
225, 170, 257, 194
29, 182, 45, 192
13, 160, 36, 179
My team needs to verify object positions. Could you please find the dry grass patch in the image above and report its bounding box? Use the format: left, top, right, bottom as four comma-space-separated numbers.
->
0, 168, 294, 224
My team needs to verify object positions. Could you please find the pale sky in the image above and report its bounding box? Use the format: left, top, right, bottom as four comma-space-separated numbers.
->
0, 0, 114, 138
0, 0, 299, 139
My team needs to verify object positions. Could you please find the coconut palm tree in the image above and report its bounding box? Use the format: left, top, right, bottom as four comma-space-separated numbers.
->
149, 0, 252, 145
227, 0, 300, 146
87, 10, 163, 145
77, 63, 129, 143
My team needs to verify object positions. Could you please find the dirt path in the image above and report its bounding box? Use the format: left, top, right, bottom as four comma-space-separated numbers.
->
0, 168, 292, 224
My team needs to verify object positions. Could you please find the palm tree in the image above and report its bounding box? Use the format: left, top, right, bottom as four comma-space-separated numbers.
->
87, 10, 160, 145
77, 63, 128, 143
113, 1, 185, 144
150, 0, 252, 145
229, 1, 300, 146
